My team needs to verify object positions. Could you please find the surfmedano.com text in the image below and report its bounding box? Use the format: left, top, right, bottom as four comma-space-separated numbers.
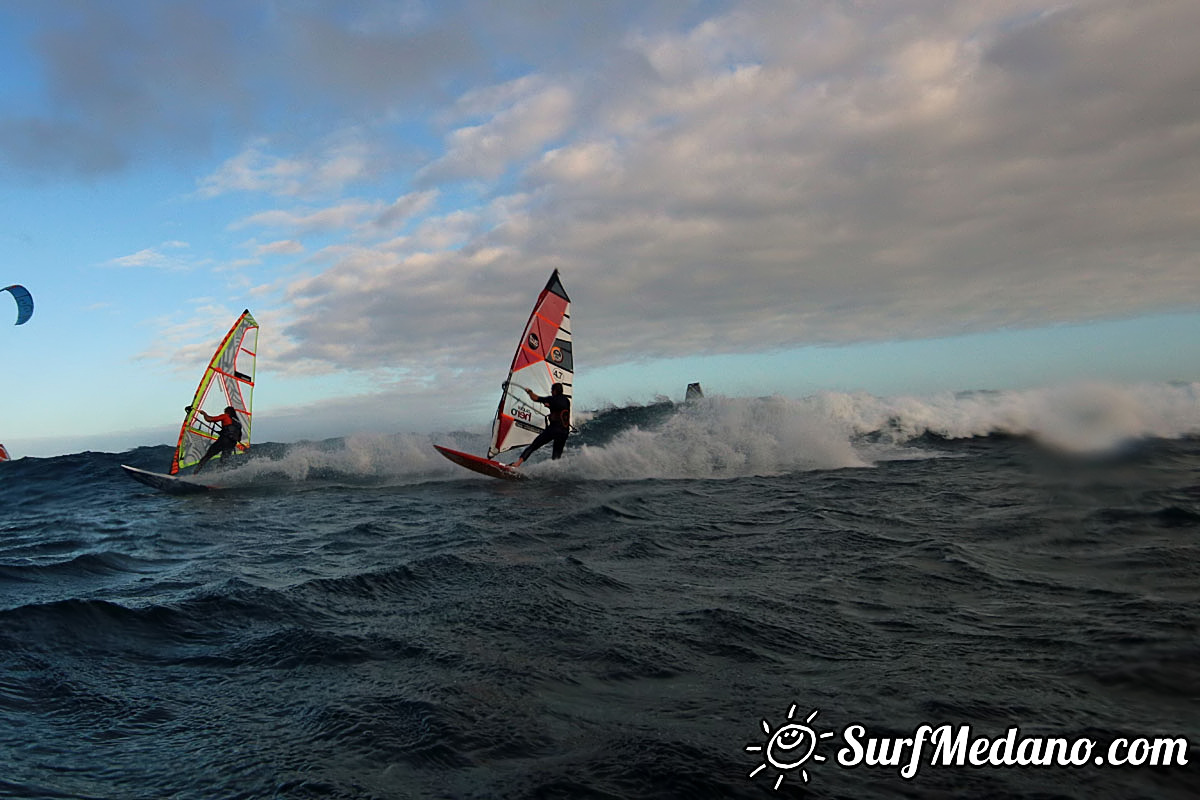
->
837, 724, 1189, 780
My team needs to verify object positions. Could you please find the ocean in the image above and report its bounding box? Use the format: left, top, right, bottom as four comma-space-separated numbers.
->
1, 383, 1197, 799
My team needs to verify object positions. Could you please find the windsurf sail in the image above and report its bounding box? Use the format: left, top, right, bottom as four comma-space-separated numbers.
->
0, 443, 10, 462
3, 285, 33, 325
169, 309, 259, 475
488, 270, 573, 458
685, 382, 704, 401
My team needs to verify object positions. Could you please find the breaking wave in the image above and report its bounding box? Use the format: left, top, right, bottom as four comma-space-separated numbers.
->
127, 380, 1200, 485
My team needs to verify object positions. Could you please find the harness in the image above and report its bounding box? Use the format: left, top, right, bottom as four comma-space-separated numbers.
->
222, 418, 244, 441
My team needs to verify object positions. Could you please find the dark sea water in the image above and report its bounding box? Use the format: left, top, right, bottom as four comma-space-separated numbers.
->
1, 386, 1198, 799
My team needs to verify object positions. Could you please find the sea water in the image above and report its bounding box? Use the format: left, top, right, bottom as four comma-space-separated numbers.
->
1, 383, 1197, 799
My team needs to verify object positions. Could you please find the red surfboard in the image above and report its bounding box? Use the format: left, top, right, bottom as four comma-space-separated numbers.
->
434, 445, 527, 481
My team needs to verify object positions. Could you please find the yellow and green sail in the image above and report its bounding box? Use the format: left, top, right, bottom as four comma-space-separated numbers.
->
170, 310, 259, 475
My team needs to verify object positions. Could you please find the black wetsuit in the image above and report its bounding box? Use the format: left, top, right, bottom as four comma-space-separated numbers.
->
195, 413, 243, 473
519, 393, 571, 462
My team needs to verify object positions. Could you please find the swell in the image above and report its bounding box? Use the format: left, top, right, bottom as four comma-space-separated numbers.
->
0, 429, 1197, 800
0, 551, 179, 583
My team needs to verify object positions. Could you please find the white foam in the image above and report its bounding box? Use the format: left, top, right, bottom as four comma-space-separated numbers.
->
537, 381, 1200, 480
203, 381, 1200, 485
542, 394, 872, 481
824, 380, 1200, 453
206, 431, 478, 487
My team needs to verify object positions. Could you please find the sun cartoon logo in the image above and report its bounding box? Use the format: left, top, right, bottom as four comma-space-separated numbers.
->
746, 705, 835, 790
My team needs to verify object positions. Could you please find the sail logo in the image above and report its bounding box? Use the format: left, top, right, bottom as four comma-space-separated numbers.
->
746, 706, 834, 790
550, 346, 563, 363
527, 332, 540, 350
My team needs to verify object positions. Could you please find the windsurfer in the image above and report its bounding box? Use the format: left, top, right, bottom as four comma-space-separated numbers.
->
192, 405, 244, 473
512, 383, 571, 467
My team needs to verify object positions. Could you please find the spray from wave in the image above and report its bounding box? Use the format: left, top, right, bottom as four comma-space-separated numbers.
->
180, 381, 1200, 485
828, 381, 1200, 452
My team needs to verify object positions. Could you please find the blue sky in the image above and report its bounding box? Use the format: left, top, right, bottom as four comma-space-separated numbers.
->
1, 0, 1198, 457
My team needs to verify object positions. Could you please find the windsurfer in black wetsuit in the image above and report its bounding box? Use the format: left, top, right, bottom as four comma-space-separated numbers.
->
512, 383, 571, 467
192, 405, 244, 474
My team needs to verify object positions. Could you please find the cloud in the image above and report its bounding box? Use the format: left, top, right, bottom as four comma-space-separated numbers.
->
21, 1, 1200, 399
0, 0, 676, 179
419, 77, 575, 182
255, 240, 305, 257
370, 190, 440, 233
234, 201, 385, 236
2, 2, 253, 177
105, 241, 193, 270
251, 0, 1200, 383
133, 302, 247, 368
198, 134, 378, 198
0, 117, 128, 176
231, 190, 441, 244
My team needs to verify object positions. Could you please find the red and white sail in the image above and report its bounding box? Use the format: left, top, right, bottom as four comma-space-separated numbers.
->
489, 271, 573, 458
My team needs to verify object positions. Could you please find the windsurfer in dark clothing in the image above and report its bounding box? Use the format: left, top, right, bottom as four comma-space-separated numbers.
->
192, 405, 244, 474
513, 383, 571, 467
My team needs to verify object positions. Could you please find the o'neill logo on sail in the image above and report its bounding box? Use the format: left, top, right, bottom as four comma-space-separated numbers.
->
745, 707, 1190, 788
527, 332, 540, 350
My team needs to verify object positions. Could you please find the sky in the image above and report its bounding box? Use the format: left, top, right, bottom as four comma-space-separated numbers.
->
1, 0, 1198, 458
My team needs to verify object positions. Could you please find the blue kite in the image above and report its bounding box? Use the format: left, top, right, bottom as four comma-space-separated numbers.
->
3, 285, 33, 325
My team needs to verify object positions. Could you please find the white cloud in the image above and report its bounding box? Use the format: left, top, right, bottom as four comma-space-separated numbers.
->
255, 239, 305, 257
235, 200, 384, 235
134, 302, 246, 369
370, 189, 440, 233
252, 0, 1200, 384
419, 79, 575, 182
25, 1, 1199, 417
198, 134, 377, 198
105, 240, 193, 270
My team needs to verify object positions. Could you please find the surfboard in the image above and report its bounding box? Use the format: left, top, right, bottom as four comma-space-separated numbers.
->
433, 270, 573, 480
120, 465, 215, 495
433, 445, 527, 481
